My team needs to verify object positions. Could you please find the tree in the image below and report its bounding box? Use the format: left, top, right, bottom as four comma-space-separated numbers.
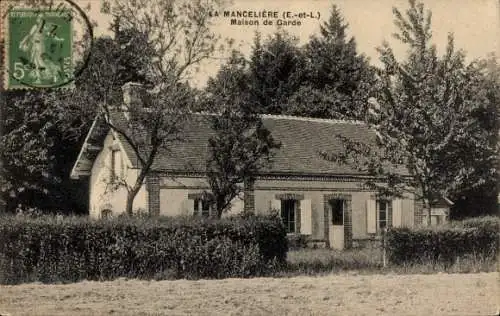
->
327, 0, 498, 225
248, 31, 306, 114
0, 26, 155, 214
449, 54, 500, 218
286, 5, 377, 120
203, 50, 250, 112
88, 0, 225, 215
1, 90, 59, 213
204, 51, 280, 218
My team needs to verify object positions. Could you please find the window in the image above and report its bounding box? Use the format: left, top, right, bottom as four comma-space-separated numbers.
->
193, 198, 211, 218
111, 149, 123, 180
330, 199, 344, 225
377, 200, 391, 230
281, 199, 297, 233
101, 209, 112, 219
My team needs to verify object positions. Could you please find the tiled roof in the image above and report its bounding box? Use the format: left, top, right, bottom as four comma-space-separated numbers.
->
111, 112, 384, 176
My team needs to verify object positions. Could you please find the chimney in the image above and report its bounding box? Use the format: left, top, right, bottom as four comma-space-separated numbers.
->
121, 82, 145, 119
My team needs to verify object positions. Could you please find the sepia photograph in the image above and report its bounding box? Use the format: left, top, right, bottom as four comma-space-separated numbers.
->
0, 0, 498, 315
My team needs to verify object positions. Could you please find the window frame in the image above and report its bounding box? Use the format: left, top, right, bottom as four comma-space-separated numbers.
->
280, 199, 297, 234
376, 199, 392, 231
110, 149, 123, 181
101, 209, 112, 219
193, 198, 212, 218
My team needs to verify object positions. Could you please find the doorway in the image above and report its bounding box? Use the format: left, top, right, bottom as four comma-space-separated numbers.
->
329, 199, 345, 250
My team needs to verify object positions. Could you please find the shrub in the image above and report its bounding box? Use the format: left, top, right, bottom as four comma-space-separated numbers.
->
451, 215, 500, 232
286, 234, 308, 249
0, 213, 287, 284
385, 218, 499, 266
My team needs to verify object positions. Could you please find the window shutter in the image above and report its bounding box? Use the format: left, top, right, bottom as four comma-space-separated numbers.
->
187, 199, 195, 216
392, 199, 403, 227
300, 199, 312, 235
366, 199, 376, 234
271, 199, 281, 212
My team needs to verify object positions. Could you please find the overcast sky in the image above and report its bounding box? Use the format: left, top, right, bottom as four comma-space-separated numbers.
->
88, 0, 499, 87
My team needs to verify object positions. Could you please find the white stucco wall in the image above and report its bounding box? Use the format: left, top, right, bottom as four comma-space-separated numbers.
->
88, 132, 147, 218
89, 151, 418, 240
156, 176, 416, 238
252, 178, 417, 240
158, 176, 244, 217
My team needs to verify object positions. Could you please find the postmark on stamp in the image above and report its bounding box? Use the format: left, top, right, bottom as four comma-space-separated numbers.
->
2, 0, 94, 90
7, 8, 73, 89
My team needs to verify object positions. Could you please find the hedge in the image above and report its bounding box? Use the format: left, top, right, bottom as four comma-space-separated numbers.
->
385, 216, 499, 265
0, 214, 287, 284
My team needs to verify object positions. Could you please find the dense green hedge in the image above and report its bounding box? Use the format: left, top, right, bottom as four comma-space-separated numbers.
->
0, 214, 287, 284
386, 217, 499, 265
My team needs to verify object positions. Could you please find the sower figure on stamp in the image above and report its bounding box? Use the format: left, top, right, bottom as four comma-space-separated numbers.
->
19, 13, 65, 84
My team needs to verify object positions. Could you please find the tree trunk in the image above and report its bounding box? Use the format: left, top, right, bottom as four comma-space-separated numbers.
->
124, 160, 152, 216
126, 185, 141, 216
215, 197, 225, 219
424, 200, 432, 226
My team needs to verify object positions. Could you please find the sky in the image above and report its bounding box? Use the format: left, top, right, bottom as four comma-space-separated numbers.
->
83, 0, 499, 87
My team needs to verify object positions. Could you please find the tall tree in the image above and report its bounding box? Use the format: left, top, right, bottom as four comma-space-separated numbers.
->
327, 0, 498, 225
449, 54, 500, 218
204, 51, 280, 218
287, 5, 377, 120
91, 0, 225, 215
203, 50, 250, 112
248, 31, 305, 114
0, 26, 156, 214
1, 90, 59, 213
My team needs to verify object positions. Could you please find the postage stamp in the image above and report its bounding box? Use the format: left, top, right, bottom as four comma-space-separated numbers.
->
4, 7, 73, 89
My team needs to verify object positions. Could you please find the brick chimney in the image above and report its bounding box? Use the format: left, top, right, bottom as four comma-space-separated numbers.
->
121, 82, 145, 119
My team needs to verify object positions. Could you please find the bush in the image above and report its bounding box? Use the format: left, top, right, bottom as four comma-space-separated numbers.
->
385, 217, 499, 266
0, 213, 287, 284
286, 234, 308, 249
451, 215, 500, 232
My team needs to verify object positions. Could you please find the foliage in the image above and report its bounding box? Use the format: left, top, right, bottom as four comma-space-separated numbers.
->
0, 213, 287, 284
207, 7, 376, 121
206, 109, 280, 217
56, 26, 155, 135
86, 0, 227, 215
385, 217, 499, 266
325, 0, 499, 223
0, 27, 158, 214
204, 51, 281, 217
0, 89, 88, 214
1, 91, 57, 207
450, 54, 500, 218
248, 31, 306, 114
286, 5, 377, 120
286, 233, 308, 250
450, 215, 500, 232
203, 5, 377, 122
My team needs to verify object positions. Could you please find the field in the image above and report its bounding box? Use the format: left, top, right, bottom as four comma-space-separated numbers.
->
1, 272, 498, 316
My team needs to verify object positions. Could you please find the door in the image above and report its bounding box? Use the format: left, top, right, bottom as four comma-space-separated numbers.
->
329, 199, 344, 250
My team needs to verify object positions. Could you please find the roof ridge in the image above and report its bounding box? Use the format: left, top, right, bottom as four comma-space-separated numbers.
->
260, 113, 366, 125
190, 111, 366, 125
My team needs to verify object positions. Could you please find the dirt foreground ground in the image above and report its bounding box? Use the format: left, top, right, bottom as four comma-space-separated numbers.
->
1, 272, 498, 315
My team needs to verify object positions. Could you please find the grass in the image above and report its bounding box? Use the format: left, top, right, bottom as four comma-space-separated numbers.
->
285, 247, 383, 275
283, 247, 498, 276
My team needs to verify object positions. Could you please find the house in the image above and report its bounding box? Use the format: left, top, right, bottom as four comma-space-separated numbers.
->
70, 83, 425, 249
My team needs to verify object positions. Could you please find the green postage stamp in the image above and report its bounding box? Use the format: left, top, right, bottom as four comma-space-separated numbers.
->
5, 8, 73, 89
